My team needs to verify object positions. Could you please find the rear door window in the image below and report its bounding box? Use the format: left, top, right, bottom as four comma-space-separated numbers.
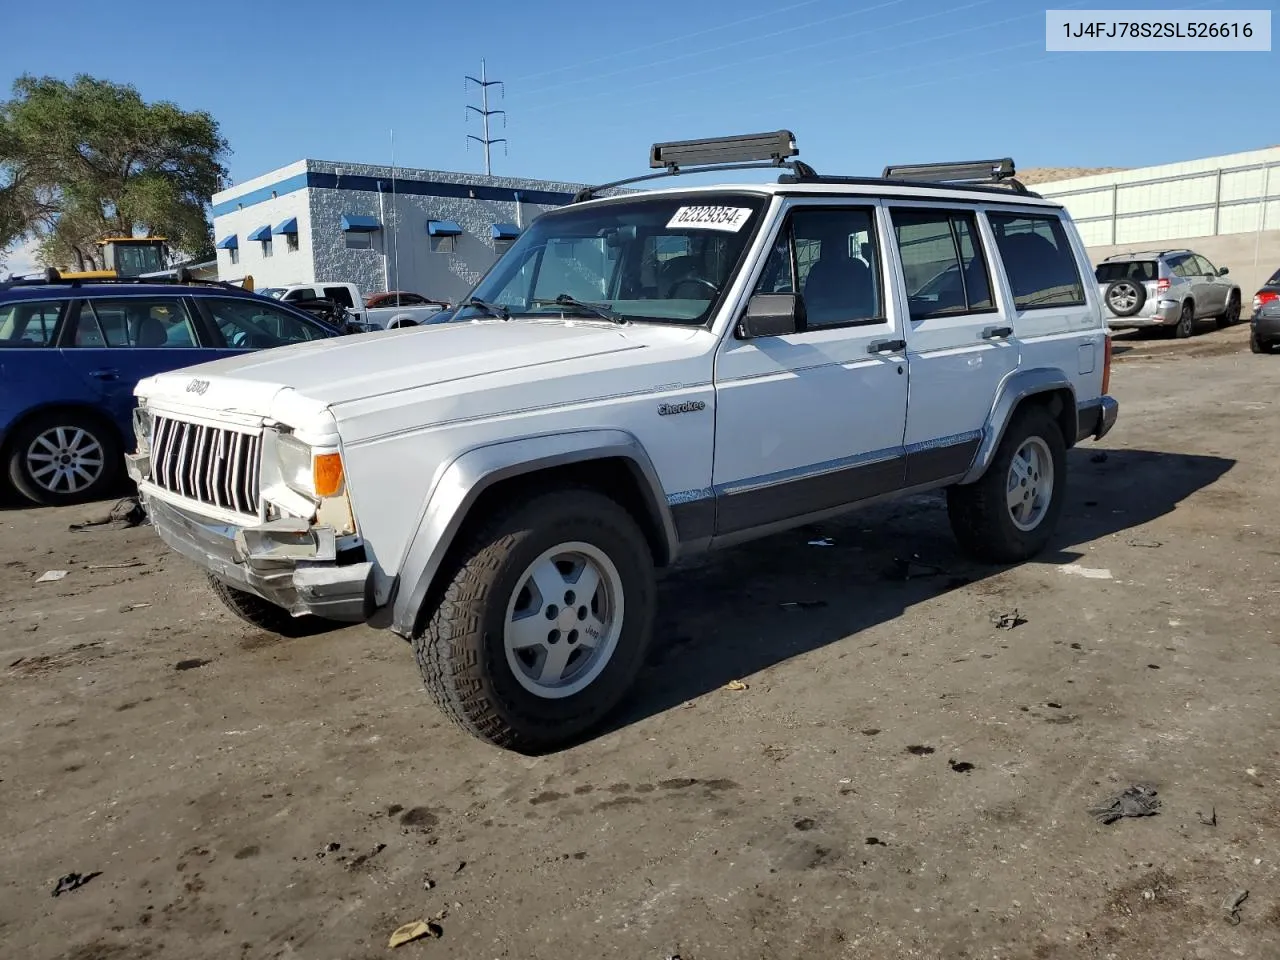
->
891, 209, 996, 319
0, 300, 65, 346
987, 213, 1086, 310
64, 298, 199, 348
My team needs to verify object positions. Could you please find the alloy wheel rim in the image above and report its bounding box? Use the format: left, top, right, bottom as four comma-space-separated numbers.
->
503, 541, 624, 699
1006, 437, 1054, 532
25, 426, 105, 494
1109, 283, 1138, 312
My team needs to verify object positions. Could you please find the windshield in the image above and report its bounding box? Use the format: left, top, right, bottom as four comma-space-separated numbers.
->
111, 243, 166, 277
458, 193, 768, 325
1267, 268, 1280, 286
1095, 261, 1157, 283
258, 287, 285, 299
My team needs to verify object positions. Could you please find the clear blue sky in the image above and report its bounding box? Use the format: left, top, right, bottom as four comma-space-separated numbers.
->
3, 0, 1275, 191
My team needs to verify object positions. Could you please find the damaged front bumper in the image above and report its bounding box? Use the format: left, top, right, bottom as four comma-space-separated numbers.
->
143, 495, 374, 622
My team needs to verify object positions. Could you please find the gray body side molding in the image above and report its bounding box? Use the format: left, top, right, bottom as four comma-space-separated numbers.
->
388, 429, 677, 638
960, 367, 1076, 485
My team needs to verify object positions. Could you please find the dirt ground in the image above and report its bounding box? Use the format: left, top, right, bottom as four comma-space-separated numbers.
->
2, 321, 1278, 960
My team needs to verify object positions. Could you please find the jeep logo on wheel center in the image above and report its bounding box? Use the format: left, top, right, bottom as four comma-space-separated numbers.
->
657, 400, 706, 416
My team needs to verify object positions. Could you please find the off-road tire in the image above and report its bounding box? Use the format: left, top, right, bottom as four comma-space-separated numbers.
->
1216, 291, 1241, 329
6, 411, 121, 507
206, 574, 341, 637
946, 405, 1067, 564
413, 489, 656, 754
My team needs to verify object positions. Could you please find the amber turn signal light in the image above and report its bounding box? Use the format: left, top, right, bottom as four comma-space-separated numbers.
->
313, 453, 345, 498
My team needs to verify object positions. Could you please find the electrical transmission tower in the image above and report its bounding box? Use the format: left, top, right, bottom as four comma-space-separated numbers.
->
465, 60, 507, 176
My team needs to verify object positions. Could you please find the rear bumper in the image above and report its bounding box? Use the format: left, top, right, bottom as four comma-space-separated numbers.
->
1076, 396, 1119, 443
1252, 311, 1280, 341
1105, 300, 1181, 328
143, 494, 373, 622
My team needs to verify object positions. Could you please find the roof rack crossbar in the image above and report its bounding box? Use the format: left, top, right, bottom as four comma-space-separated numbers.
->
573, 130, 816, 203
1, 266, 249, 293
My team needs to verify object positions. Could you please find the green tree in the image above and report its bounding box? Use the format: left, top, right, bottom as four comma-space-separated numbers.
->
0, 74, 228, 271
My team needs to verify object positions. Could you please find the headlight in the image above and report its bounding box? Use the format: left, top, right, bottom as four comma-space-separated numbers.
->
276, 434, 346, 499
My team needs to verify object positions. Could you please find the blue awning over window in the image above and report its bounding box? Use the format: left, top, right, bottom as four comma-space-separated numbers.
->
490, 223, 521, 240
427, 219, 463, 237
341, 214, 380, 232
272, 217, 298, 235
215, 235, 238, 250
247, 225, 272, 242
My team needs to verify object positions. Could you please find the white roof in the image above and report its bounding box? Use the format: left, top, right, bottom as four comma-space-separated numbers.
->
573, 178, 1063, 209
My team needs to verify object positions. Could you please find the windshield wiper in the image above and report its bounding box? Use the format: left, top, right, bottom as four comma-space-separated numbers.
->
533, 293, 627, 325
460, 296, 510, 320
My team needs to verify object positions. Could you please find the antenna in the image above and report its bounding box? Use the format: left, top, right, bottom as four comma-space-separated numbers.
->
465, 59, 507, 176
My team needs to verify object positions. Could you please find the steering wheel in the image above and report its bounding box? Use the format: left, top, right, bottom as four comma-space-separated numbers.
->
229, 330, 249, 347
668, 276, 721, 299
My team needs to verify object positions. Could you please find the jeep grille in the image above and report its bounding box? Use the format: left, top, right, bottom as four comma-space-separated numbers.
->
150, 416, 261, 516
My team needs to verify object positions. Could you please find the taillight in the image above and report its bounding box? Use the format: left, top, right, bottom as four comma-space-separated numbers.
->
1256, 291, 1278, 312
1156, 278, 1170, 295
1101, 334, 1112, 396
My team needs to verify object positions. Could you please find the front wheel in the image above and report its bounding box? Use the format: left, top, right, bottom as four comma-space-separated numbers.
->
947, 405, 1067, 564
7, 412, 121, 506
413, 490, 656, 753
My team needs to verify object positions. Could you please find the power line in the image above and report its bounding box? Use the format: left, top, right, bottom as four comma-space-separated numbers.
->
465, 60, 507, 176
518, 0, 1003, 119
508, 0, 833, 84
518, 0, 915, 99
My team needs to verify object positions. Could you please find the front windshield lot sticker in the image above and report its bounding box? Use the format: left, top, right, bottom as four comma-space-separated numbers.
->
666, 206, 753, 232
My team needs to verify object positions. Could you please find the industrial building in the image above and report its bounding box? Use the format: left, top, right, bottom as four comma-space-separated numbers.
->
1034, 145, 1280, 298
210, 160, 590, 302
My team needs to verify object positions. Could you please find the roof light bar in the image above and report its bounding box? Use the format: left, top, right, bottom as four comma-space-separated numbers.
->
881, 158, 1016, 184
650, 130, 799, 171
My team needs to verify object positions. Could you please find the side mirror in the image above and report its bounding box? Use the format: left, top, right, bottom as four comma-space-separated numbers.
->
1218, 266, 1229, 276
738, 293, 805, 338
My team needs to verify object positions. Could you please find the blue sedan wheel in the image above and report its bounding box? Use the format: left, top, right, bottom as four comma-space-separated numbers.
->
7, 413, 121, 507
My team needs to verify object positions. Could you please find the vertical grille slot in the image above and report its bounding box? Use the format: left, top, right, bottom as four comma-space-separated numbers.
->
150, 415, 262, 516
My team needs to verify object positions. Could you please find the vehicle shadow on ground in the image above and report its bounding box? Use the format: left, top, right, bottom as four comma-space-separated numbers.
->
602, 448, 1234, 738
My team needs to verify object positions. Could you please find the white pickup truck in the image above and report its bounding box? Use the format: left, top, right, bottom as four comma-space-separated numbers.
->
130, 132, 1117, 754
257, 282, 447, 329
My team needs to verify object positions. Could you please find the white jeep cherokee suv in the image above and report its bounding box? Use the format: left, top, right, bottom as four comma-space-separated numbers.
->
129, 133, 1118, 753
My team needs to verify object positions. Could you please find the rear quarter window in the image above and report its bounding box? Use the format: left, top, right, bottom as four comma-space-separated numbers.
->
988, 213, 1086, 310
0, 300, 64, 346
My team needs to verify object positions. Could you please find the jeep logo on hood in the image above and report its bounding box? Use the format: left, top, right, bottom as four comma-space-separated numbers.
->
186, 378, 210, 395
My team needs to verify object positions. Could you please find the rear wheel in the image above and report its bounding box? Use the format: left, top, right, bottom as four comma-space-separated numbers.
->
947, 405, 1067, 564
1171, 302, 1195, 339
413, 489, 656, 753
1252, 330, 1269, 354
1216, 292, 1241, 329
206, 575, 342, 637
6, 411, 120, 507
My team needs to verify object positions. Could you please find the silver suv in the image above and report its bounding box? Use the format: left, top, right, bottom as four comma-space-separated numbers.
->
1095, 249, 1242, 338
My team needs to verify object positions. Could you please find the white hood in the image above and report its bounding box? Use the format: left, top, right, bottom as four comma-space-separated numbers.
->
136, 319, 709, 442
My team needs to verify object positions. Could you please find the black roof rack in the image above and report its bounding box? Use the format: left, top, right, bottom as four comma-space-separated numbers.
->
0, 265, 250, 293
572, 130, 817, 202
779, 156, 1039, 197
